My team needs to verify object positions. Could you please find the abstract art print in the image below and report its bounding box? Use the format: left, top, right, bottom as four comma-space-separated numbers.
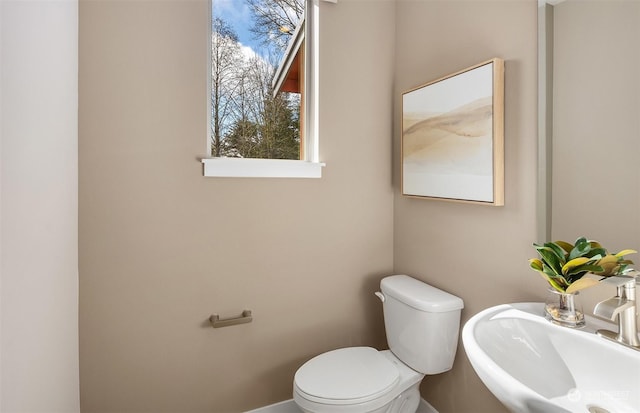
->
402, 58, 504, 205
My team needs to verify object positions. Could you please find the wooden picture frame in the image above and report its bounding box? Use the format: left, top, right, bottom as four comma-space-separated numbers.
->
401, 58, 504, 205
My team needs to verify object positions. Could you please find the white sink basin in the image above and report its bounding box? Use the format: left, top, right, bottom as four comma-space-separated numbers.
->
462, 303, 640, 413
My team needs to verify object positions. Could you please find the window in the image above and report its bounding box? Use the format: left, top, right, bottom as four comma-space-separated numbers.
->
203, 0, 323, 178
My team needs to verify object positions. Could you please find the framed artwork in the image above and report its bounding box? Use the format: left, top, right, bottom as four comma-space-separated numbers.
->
401, 58, 504, 205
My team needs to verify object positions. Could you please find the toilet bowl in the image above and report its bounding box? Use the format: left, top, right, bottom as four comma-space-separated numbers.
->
293, 347, 423, 413
292, 275, 464, 413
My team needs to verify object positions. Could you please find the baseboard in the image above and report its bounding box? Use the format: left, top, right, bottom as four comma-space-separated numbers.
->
245, 398, 438, 413
418, 398, 438, 413
245, 399, 301, 413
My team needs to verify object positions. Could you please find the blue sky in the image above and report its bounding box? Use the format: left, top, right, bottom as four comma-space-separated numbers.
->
212, 0, 262, 54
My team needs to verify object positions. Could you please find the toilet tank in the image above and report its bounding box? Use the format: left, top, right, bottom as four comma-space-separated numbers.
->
380, 275, 464, 375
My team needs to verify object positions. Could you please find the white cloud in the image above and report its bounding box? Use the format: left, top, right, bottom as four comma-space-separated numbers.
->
212, 0, 251, 23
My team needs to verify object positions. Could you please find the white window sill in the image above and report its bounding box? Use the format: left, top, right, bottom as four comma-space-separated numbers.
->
201, 157, 325, 178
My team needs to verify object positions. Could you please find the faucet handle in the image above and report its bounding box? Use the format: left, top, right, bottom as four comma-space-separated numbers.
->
594, 297, 633, 321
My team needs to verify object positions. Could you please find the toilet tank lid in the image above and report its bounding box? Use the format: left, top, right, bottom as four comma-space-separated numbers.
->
381, 275, 464, 312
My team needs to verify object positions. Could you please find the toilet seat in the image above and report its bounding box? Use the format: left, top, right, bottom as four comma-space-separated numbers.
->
294, 347, 400, 405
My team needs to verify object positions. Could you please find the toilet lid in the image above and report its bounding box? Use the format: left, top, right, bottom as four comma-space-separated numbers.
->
294, 347, 399, 404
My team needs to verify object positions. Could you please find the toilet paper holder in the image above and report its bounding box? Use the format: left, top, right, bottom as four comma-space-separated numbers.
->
209, 310, 252, 328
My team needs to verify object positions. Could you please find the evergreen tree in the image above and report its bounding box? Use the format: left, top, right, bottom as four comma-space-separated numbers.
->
256, 91, 300, 159
223, 118, 259, 158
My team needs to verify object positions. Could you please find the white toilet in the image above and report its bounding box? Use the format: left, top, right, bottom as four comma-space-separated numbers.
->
293, 274, 464, 413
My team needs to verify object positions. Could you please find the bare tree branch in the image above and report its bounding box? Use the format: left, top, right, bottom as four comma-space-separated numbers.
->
211, 17, 243, 156
246, 0, 304, 52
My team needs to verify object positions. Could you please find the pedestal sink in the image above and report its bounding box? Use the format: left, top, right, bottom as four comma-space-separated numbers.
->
462, 303, 640, 413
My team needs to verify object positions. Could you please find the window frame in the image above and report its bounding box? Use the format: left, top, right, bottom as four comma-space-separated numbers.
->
202, 0, 324, 178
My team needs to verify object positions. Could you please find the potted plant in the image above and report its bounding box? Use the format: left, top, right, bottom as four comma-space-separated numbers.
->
529, 236, 636, 327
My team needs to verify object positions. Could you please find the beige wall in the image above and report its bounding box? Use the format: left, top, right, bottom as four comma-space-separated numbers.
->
83, 1, 637, 412
78, 0, 395, 411
1, 0, 80, 411
551, 0, 640, 314
393, 1, 539, 412
5, 0, 633, 411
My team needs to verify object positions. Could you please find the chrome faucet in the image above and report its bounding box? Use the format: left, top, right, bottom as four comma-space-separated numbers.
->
593, 275, 640, 351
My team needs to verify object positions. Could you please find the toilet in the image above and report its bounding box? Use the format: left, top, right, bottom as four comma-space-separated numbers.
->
293, 274, 464, 413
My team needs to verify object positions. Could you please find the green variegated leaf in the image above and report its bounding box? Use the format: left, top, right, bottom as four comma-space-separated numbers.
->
565, 264, 603, 275
586, 248, 606, 259
555, 240, 574, 254
593, 255, 620, 275
597, 254, 620, 265
545, 242, 568, 264
566, 277, 600, 294
569, 244, 587, 261
575, 237, 588, 247
529, 258, 544, 272
535, 270, 566, 292
615, 249, 637, 257
536, 247, 564, 275
589, 240, 603, 249
548, 278, 567, 292
561, 257, 591, 274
